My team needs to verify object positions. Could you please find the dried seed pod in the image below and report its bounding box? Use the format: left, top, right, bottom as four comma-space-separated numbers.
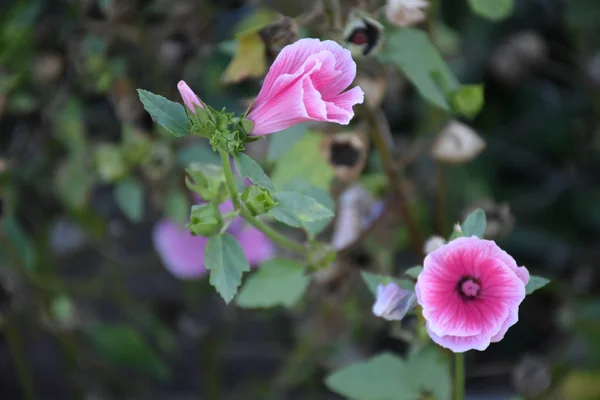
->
342, 10, 384, 57
423, 235, 446, 254
512, 356, 551, 398
432, 121, 486, 163
386, 0, 429, 28
355, 69, 388, 109
490, 31, 547, 84
322, 131, 368, 182
463, 199, 515, 239
259, 15, 300, 59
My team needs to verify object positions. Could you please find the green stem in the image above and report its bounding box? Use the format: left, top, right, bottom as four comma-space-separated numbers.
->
4, 319, 37, 400
454, 352, 465, 400
219, 150, 306, 254
361, 105, 424, 255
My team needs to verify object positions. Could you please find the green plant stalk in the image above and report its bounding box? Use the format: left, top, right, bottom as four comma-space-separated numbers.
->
454, 352, 465, 400
362, 105, 424, 254
0, 236, 83, 400
4, 319, 37, 400
219, 150, 306, 254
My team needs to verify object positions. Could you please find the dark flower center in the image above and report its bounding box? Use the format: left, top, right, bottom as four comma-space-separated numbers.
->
457, 276, 481, 300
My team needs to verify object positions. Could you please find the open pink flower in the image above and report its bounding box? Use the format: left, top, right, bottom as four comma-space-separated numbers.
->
178, 80, 203, 113
246, 38, 364, 136
153, 200, 274, 279
415, 236, 529, 352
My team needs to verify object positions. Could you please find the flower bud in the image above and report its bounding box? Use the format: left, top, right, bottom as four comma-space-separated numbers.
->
343, 11, 384, 57
177, 81, 203, 114
185, 163, 226, 202
95, 143, 128, 183
209, 128, 245, 155
372, 282, 416, 321
241, 185, 276, 216
188, 203, 222, 236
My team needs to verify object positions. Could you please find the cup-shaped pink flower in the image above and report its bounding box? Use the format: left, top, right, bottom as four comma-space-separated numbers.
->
246, 38, 365, 136
177, 80, 203, 113
153, 200, 274, 279
415, 236, 529, 352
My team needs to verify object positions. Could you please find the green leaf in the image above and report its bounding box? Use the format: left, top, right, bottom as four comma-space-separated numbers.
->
236, 259, 310, 308
137, 89, 190, 137
361, 271, 414, 296
405, 266, 423, 279
95, 143, 129, 183
380, 28, 459, 110
468, 0, 514, 20
90, 324, 169, 380
281, 179, 335, 235
325, 348, 451, 400
165, 189, 190, 226
55, 156, 93, 210
114, 179, 144, 223
267, 124, 308, 162
177, 143, 220, 166
0, 215, 37, 272
461, 208, 486, 238
204, 233, 250, 303
526, 275, 550, 295
55, 99, 86, 155
271, 131, 334, 190
234, 153, 274, 190
450, 85, 485, 119
268, 191, 334, 229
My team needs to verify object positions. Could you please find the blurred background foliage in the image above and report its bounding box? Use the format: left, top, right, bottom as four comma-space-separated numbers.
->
1, 0, 600, 399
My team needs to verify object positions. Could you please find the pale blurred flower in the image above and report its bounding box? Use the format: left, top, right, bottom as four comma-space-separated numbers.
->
372, 282, 416, 321
423, 235, 446, 254
386, 0, 429, 27
432, 121, 486, 163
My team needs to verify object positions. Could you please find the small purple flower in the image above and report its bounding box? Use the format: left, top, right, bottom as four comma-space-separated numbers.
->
153, 199, 274, 279
372, 282, 417, 321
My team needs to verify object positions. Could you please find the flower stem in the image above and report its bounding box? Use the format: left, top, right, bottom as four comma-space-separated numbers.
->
362, 105, 424, 255
454, 352, 465, 400
219, 150, 306, 255
4, 318, 37, 400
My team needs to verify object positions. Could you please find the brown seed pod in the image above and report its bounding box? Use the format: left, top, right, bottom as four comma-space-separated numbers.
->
342, 10, 384, 57
321, 131, 369, 182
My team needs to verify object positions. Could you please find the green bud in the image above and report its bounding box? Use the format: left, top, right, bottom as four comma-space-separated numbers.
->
209, 129, 245, 155
95, 143, 128, 183
239, 118, 254, 136
185, 163, 226, 202
215, 114, 230, 132
122, 126, 151, 165
241, 185, 277, 216
193, 106, 213, 125
307, 242, 336, 271
188, 203, 223, 236
450, 85, 484, 119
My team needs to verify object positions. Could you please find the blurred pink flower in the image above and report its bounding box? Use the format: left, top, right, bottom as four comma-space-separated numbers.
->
153, 200, 274, 279
415, 236, 529, 352
246, 38, 364, 136
177, 80, 203, 113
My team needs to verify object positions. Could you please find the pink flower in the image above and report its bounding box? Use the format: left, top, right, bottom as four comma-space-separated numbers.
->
153, 200, 274, 279
415, 236, 529, 352
177, 80, 203, 113
246, 38, 364, 136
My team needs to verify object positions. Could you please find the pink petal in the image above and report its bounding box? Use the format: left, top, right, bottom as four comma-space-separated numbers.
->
177, 80, 203, 113
426, 323, 493, 352
324, 87, 365, 124
236, 225, 275, 266
153, 220, 208, 279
